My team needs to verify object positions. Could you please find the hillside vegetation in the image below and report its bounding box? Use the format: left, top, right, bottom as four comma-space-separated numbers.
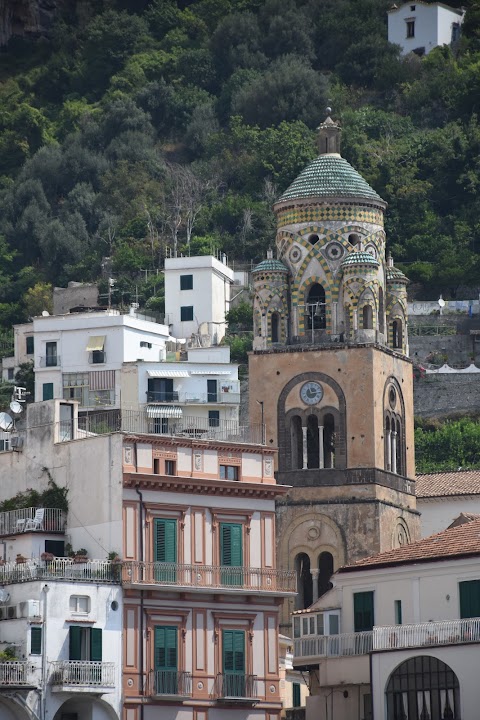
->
1, 0, 480, 326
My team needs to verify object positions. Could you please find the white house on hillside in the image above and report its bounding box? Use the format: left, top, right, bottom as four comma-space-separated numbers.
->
388, 1, 465, 56
416, 469, 480, 536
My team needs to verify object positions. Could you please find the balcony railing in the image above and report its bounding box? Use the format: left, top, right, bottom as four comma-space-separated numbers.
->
50, 661, 115, 687
214, 673, 258, 701
373, 617, 480, 651
38, 355, 60, 368
148, 670, 192, 697
294, 631, 373, 662
56, 410, 265, 446
0, 662, 31, 686
122, 562, 297, 594
0, 507, 66, 537
147, 391, 241, 405
0, 558, 120, 585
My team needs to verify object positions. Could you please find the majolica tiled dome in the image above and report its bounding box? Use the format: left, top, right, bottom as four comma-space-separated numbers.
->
386, 265, 408, 283
252, 258, 289, 274
277, 155, 384, 205
341, 251, 380, 268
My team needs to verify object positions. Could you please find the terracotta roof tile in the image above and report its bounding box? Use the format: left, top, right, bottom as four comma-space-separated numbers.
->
416, 470, 480, 498
339, 517, 480, 572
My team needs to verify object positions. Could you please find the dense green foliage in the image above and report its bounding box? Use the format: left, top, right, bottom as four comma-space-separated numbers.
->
0, 478, 69, 512
415, 417, 480, 472
0, 0, 480, 328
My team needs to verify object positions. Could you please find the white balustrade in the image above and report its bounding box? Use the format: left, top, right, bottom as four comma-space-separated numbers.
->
50, 661, 115, 687
0, 661, 29, 686
294, 631, 373, 660
373, 617, 480, 651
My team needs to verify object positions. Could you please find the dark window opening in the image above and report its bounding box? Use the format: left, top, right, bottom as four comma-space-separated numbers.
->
318, 551, 334, 598
45, 540, 65, 557
307, 284, 326, 330
154, 458, 160, 474
180, 274, 193, 290
26, 336, 34, 355
354, 591, 374, 632
271, 312, 279, 343
308, 234, 319, 245
295, 553, 312, 610
392, 320, 402, 349
307, 414, 319, 469
180, 306, 194, 322
324, 414, 335, 469
292, 682, 301, 708
207, 379, 217, 403
91, 350, 105, 364
43, 383, 54, 401
148, 378, 176, 403
165, 460, 176, 476
46, 342, 57, 367
406, 20, 415, 38
362, 305, 373, 330
291, 415, 303, 470
220, 465, 239, 481
209, 410, 220, 428
348, 234, 360, 246
379, 288, 384, 334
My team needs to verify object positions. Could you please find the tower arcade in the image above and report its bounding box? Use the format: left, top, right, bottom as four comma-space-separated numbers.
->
248, 114, 419, 630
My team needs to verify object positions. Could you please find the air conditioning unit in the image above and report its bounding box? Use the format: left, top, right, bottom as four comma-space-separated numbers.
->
0, 607, 7, 620
10, 436, 24, 451
6, 605, 17, 619
18, 600, 40, 619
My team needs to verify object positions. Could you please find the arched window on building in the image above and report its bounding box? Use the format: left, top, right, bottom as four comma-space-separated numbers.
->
291, 415, 303, 470
307, 284, 326, 330
295, 553, 313, 610
379, 288, 384, 334
323, 414, 336, 469
392, 319, 403, 349
362, 304, 373, 330
348, 233, 360, 247
385, 415, 391, 472
271, 312, 279, 343
385, 656, 460, 720
318, 551, 334, 598
395, 418, 402, 475
307, 415, 319, 469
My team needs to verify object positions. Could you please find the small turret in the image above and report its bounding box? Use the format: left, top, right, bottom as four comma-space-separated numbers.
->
317, 108, 342, 155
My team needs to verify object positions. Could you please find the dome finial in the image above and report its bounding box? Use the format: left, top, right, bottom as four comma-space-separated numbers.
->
317, 108, 341, 155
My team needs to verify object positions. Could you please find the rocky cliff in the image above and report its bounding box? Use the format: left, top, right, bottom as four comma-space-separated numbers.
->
0, 0, 61, 46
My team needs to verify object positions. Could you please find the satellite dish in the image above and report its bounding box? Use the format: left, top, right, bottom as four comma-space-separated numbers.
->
9, 401, 23, 415
438, 296, 446, 308
0, 589, 10, 604
41, 310, 50, 316
0, 413, 13, 431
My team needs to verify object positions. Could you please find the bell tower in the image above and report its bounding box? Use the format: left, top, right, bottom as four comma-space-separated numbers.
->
249, 113, 419, 630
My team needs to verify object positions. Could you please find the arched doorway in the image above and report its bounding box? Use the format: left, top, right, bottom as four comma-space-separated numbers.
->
0, 698, 31, 720
307, 284, 326, 330
317, 551, 334, 598
385, 656, 460, 720
295, 553, 313, 610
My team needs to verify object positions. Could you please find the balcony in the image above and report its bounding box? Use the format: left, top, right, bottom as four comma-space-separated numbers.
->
122, 562, 296, 595
0, 558, 120, 585
0, 662, 34, 687
39, 355, 60, 368
56, 410, 265, 446
373, 617, 480, 652
0, 507, 66, 537
294, 631, 373, 664
148, 670, 192, 698
50, 661, 115, 692
213, 673, 258, 703
146, 391, 241, 405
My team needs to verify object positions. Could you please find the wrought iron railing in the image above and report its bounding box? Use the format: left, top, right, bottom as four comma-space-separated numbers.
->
0, 507, 66, 537
214, 673, 258, 700
50, 661, 115, 687
294, 631, 373, 660
0, 558, 120, 585
373, 617, 480, 651
148, 670, 192, 696
38, 355, 60, 368
55, 410, 265, 445
122, 562, 296, 593
0, 661, 31, 686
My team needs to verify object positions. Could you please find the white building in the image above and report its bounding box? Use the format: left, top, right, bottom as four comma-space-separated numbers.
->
164, 255, 234, 345
0, 520, 122, 720
387, 1, 465, 56
416, 470, 480, 537
292, 517, 480, 720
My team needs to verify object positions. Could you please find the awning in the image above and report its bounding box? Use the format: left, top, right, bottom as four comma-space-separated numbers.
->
86, 335, 105, 352
189, 370, 232, 375
146, 405, 183, 418
147, 370, 189, 378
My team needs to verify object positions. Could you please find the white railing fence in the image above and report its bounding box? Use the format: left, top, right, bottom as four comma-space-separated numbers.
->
0, 558, 120, 584
374, 617, 480, 650
294, 631, 373, 659
0, 661, 29, 685
0, 507, 66, 536
50, 661, 115, 687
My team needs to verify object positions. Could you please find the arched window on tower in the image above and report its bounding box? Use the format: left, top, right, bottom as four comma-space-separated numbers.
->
307, 415, 319, 469
348, 233, 360, 247
271, 312, 279, 343
395, 418, 402, 475
318, 551, 334, 598
324, 414, 336, 469
307, 284, 326, 330
362, 304, 373, 330
295, 553, 313, 610
392, 319, 403, 349
385, 415, 391, 472
291, 415, 303, 470
379, 288, 384, 334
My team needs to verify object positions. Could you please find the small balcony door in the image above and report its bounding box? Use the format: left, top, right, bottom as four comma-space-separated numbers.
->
207, 379, 218, 402
154, 626, 178, 694
222, 630, 246, 696
46, 341, 57, 367
154, 518, 177, 582
148, 378, 174, 402
220, 523, 242, 586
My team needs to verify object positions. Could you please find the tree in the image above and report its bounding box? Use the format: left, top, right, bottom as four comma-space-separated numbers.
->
15, 362, 34, 402
24, 282, 53, 318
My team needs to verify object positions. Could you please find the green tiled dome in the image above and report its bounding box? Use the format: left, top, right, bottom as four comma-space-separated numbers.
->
277, 154, 384, 204
387, 265, 408, 283
252, 258, 289, 274
341, 251, 380, 268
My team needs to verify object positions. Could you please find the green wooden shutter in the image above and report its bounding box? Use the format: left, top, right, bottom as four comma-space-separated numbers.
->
154, 626, 177, 670
43, 383, 54, 401
354, 591, 374, 632
222, 630, 245, 674
292, 682, 301, 708
459, 580, 480, 618
154, 519, 177, 562
220, 523, 242, 566
31, 627, 42, 655
69, 626, 82, 660
90, 628, 102, 661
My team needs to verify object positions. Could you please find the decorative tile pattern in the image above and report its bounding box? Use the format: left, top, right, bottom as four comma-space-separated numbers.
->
276, 204, 384, 227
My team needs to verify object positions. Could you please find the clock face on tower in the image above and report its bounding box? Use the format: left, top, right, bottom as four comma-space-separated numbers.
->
300, 381, 323, 405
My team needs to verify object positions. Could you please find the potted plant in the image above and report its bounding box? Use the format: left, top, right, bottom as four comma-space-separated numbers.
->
16, 554, 26, 564
73, 549, 89, 564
